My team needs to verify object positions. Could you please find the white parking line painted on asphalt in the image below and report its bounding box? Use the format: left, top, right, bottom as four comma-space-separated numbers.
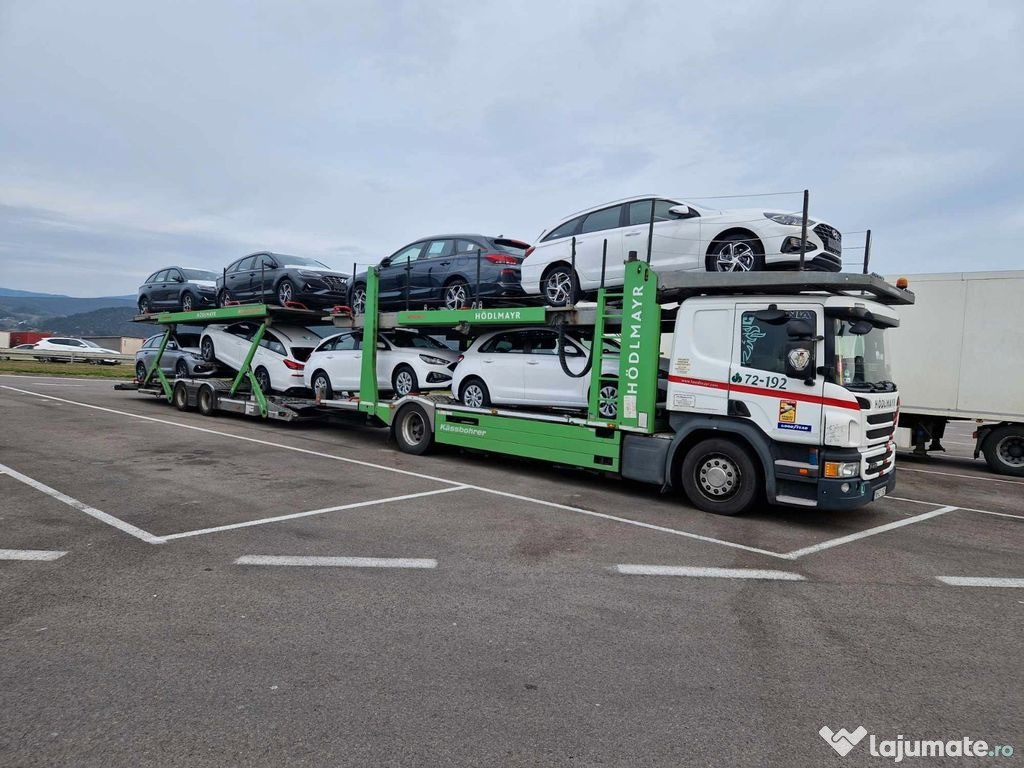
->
783, 506, 957, 559
0, 462, 164, 544
464, 485, 794, 559
1, 385, 795, 557
889, 496, 1023, 519
898, 465, 1024, 486
0, 548, 67, 561
160, 486, 470, 541
0, 375, 117, 384
235, 555, 437, 569
615, 564, 805, 580
936, 576, 1024, 588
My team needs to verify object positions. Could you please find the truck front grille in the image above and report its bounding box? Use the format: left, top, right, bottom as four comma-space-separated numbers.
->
862, 444, 895, 479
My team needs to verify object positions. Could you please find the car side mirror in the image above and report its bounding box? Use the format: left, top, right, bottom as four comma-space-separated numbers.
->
175, 275, 185, 282
668, 204, 692, 217
784, 341, 816, 385
380, 257, 392, 268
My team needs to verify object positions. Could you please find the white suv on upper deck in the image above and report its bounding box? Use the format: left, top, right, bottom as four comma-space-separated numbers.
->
521, 196, 842, 305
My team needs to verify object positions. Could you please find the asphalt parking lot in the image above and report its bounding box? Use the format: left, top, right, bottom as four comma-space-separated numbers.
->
1, 374, 1021, 767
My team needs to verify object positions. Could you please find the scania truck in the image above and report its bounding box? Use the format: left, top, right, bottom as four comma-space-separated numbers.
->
125, 256, 913, 515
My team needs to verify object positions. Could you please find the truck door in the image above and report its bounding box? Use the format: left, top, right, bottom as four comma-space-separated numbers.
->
730, 304, 825, 445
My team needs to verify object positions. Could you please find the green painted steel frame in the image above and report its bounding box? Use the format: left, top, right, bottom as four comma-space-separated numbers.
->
229, 322, 269, 417
357, 268, 381, 414
616, 260, 661, 433
141, 325, 175, 401
397, 306, 548, 326
154, 305, 268, 324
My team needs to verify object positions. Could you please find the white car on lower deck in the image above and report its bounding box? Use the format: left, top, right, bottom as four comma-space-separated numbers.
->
199, 322, 319, 394
450, 327, 622, 418
303, 329, 460, 399
521, 195, 843, 305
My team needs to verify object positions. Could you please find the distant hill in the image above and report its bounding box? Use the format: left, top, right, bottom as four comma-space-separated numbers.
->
0, 287, 69, 298
0, 295, 136, 331
40, 307, 143, 338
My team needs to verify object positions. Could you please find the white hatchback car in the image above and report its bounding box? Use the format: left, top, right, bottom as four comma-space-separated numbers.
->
450, 327, 621, 418
33, 337, 120, 364
521, 196, 842, 305
304, 329, 459, 399
199, 322, 319, 394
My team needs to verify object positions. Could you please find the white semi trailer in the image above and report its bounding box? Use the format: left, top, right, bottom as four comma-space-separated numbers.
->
886, 270, 1024, 476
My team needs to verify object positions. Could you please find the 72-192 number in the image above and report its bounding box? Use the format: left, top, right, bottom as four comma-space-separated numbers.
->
739, 373, 788, 389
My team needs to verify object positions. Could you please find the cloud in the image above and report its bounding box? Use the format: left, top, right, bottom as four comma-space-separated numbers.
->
0, 0, 1022, 295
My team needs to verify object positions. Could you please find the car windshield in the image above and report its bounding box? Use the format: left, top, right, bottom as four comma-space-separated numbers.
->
832, 320, 893, 391
182, 269, 218, 280
386, 331, 448, 350
290, 347, 313, 362
280, 255, 331, 269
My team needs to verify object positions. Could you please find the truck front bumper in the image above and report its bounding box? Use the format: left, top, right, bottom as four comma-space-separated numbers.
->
817, 470, 896, 510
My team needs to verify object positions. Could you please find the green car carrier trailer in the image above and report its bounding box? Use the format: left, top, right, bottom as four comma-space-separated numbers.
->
118, 256, 914, 516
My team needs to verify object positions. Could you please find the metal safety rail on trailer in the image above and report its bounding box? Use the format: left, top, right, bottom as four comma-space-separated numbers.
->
115, 303, 328, 421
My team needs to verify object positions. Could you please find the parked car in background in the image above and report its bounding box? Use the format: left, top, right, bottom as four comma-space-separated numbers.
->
138, 267, 220, 314
199, 322, 319, 394
33, 337, 120, 364
135, 332, 217, 381
304, 328, 460, 399
450, 327, 623, 418
521, 196, 842, 305
216, 252, 349, 309
349, 235, 531, 313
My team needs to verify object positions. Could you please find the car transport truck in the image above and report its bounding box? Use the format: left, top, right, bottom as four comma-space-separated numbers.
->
886, 270, 1024, 476
122, 254, 914, 515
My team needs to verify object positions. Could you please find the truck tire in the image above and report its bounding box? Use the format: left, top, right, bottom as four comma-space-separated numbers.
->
197, 384, 217, 416
173, 381, 190, 411
679, 437, 761, 515
394, 403, 433, 456
981, 425, 1024, 477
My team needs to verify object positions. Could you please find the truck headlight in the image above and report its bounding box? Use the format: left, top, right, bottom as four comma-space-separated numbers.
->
824, 461, 860, 478
764, 212, 817, 227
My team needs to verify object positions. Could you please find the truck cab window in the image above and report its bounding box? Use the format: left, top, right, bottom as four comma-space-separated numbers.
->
739, 311, 815, 375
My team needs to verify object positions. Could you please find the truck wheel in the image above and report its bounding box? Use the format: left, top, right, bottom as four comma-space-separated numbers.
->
981, 425, 1024, 477
679, 437, 760, 515
394, 404, 433, 456
173, 381, 190, 411
197, 384, 217, 416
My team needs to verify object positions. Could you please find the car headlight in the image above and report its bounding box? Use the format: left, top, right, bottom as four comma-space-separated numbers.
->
196, 285, 216, 293
823, 461, 860, 478
765, 212, 817, 227
419, 354, 450, 365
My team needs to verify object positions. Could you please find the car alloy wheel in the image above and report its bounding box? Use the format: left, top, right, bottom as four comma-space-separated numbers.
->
175, 359, 189, 378
181, 293, 194, 312
217, 290, 231, 308
598, 384, 618, 419
312, 371, 333, 400
393, 366, 416, 397
201, 337, 215, 362
254, 367, 272, 395
713, 241, 757, 271
277, 279, 294, 306
135, 361, 148, 381
461, 380, 489, 408
352, 286, 366, 314
543, 268, 576, 307
444, 281, 469, 310
138, 297, 150, 314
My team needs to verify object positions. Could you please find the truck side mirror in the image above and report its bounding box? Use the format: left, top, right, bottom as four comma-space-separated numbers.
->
785, 341, 815, 384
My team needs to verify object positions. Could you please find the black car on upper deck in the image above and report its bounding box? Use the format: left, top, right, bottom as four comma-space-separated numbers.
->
348, 234, 531, 313
137, 267, 220, 314
215, 252, 349, 310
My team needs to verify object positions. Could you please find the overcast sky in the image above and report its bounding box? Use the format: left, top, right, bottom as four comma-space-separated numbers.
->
1, 0, 1022, 296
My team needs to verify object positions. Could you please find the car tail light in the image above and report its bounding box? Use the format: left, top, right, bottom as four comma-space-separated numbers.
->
283, 358, 304, 370
523, 246, 535, 259
483, 253, 519, 265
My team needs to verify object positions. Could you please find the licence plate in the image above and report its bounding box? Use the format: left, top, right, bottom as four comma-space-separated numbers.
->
873, 487, 887, 500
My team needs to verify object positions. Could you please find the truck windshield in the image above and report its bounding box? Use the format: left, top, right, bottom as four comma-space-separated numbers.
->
832, 320, 894, 392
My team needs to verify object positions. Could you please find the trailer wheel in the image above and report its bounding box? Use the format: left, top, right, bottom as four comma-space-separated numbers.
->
197, 384, 217, 416
981, 425, 1024, 477
394, 404, 433, 456
173, 381, 190, 411
679, 437, 760, 516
